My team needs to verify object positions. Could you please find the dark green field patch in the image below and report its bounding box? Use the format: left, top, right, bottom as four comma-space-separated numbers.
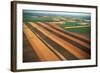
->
65, 27, 91, 38
59, 22, 81, 28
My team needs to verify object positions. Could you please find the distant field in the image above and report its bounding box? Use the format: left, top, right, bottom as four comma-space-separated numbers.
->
23, 16, 54, 22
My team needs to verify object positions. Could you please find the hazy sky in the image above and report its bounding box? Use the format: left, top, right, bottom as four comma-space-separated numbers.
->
23, 10, 91, 16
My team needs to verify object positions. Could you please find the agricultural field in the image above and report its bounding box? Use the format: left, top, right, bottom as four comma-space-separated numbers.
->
66, 27, 90, 38
23, 10, 91, 62
57, 22, 91, 38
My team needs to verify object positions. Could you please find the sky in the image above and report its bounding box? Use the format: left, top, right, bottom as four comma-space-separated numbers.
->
23, 10, 91, 16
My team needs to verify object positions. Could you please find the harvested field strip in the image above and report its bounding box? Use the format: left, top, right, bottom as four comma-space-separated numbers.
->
46, 22, 90, 44
34, 22, 90, 54
29, 22, 90, 59
23, 33, 40, 62
26, 23, 78, 60
24, 24, 60, 61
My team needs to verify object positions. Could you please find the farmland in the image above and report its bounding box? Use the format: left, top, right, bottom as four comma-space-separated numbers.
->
23, 10, 91, 62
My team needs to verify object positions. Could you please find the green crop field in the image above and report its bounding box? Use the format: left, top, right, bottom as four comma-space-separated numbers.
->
58, 22, 90, 37
65, 27, 90, 37
59, 22, 81, 28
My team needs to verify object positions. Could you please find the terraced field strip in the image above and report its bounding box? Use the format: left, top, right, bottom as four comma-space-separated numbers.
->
35, 22, 90, 54
23, 34, 40, 62
26, 23, 78, 60
23, 24, 60, 61
48, 22, 90, 44
29, 22, 90, 59
37, 22, 90, 48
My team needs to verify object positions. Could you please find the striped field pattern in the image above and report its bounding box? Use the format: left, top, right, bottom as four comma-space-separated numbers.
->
23, 22, 91, 62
